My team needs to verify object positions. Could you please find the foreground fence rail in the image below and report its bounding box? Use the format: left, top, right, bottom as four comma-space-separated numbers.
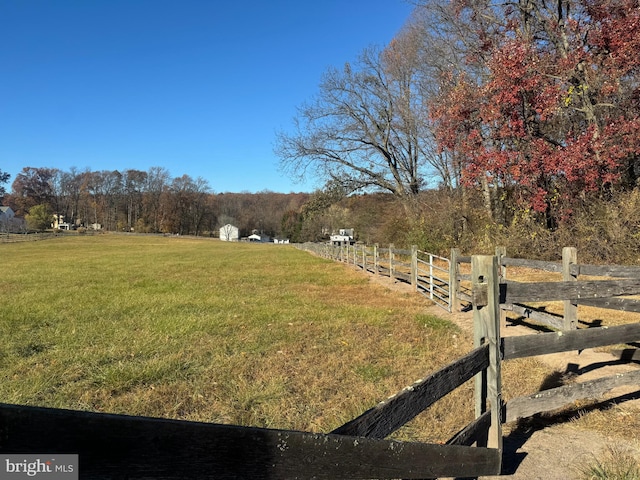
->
0, 403, 500, 479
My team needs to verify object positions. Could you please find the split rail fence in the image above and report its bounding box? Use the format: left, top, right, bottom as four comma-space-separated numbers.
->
298, 242, 451, 311
452, 246, 640, 332
470, 254, 640, 447
2, 249, 639, 478
0, 232, 60, 243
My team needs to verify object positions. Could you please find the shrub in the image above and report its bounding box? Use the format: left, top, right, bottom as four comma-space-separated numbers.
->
577, 445, 640, 480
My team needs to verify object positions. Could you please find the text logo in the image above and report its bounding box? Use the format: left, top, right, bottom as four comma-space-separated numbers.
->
1, 455, 77, 480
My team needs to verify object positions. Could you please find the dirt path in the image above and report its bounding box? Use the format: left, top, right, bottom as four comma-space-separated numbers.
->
367, 274, 640, 479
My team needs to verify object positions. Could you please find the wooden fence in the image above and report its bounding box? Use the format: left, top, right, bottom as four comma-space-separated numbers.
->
3, 249, 639, 478
0, 231, 101, 243
471, 254, 640, 443
452, 246, 640, 331
298, 242, 452, 311
0, 232, 60, 243
0, 345, 502, 479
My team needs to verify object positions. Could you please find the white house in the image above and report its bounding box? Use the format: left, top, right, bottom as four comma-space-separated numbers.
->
52, 214, 72, 230
219, 224, 239, 242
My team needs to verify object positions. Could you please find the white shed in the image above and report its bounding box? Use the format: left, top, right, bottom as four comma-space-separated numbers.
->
219, 224, 239, 241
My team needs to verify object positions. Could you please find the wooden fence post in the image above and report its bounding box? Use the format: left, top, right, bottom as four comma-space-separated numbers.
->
354, 243, 358, 267
472, 255, 503, 455
450, 248, 460, 312
411, 245, 418, 291
495, 246, 507, 281
563, 247, 578, 331
495, 246, 508, 331
429, 253, 435, 301
374, 244, 379, 275
362, 245, 367, 272
389, 244, 395, 280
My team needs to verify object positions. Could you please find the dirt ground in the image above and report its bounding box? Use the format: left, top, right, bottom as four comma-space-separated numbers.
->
366, 273, 640, 480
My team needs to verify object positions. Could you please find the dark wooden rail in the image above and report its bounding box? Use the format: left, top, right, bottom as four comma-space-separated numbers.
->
332, 344, 489, 438
0, 403, 500, 479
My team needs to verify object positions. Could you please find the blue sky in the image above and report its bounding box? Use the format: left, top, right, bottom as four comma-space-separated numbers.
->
1, 0, 414, 194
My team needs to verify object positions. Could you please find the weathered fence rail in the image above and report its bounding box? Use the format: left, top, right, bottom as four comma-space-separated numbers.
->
0, 402, 501, 480
0, 345, 502, 479
471, 254, 640, 444
453, 246, 640, 332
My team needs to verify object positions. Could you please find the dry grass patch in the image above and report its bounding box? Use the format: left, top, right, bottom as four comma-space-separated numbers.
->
575, 444, 640, 480
571, 404, 640, 442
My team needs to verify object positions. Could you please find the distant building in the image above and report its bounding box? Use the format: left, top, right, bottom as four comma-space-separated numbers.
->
329, 228, 355, 245
52, 214, 72, 230
0, 206, 25, 233
0, 206, 15, 220
0, 206, 15, 232
247, 233, 271, 243
219, 224, 239, 242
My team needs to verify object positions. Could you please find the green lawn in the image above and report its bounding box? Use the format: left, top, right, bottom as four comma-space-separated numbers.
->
0, 234, 471, 441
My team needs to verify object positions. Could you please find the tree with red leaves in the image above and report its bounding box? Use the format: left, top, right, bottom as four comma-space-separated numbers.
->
429, 0, 640, 224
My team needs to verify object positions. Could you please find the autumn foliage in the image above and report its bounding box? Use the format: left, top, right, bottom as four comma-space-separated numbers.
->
431, 0, 640, 218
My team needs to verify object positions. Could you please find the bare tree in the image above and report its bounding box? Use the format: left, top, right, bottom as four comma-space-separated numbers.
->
141, 167, 170, 232
276, 44, 433, 208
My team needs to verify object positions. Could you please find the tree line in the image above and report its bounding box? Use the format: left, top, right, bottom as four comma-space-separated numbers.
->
0, 166, 309, 239
276, 0, 640, 243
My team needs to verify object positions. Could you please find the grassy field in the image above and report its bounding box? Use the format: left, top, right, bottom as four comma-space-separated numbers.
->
0, 234, 484, 442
